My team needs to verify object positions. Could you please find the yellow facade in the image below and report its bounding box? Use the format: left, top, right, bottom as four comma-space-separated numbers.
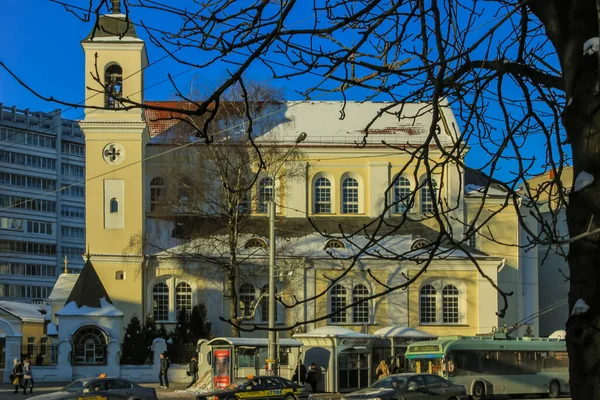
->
79, 13, 515, 340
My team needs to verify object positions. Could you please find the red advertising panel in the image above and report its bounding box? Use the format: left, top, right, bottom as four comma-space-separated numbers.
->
213, 349, 231, 388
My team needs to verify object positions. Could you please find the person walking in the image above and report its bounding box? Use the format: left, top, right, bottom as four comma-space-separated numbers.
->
187, 356, 198, 388
11, 359, 25, 394
291, 360, 307, 385
376, 360, 390, 380
306, 363, 320, 393
23, 358, 34, 394
159, 353, 170, 389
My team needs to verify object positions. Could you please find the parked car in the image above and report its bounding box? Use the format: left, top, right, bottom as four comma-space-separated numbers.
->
341, 374, 468, 400
196, 375, 309, 400
29, 376, 158, 400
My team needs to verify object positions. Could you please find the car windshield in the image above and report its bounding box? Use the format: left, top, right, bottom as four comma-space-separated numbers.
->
370, 376, 408, 389
62, 379, 87, 393
226, 378, 252, 390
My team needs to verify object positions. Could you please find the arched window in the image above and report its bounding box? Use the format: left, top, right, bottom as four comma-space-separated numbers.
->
260, 285, 269, 323
72, 325, 107, 365
393, 176, 411, 213
442, 285, 460, 323
342, 178, 359, 214
314, 177, 332, 213
420, 179, 438, 213
324, 239, 345, 250
176, 282, 192, 318
330, 284, 347, 323
153, 283, 169, 321
257, 177, 274, 213
150, 177, 165, 212
352, 284, 369, 323
109, 198, 119, 213
105, 64, 123, 109
239, 283, 255, 317
244, 237, 268, 249
419, 285, 437, 323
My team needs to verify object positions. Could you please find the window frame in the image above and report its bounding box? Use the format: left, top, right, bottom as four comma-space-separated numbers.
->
418, 280, 466, 325
329, 282, 371, 324
393, 175, 412, 213
341, 177, 360, 214
257, 177, 274, 214
419, 178, 438, 214
314, 177, 332, 214
152, 282, 169, 322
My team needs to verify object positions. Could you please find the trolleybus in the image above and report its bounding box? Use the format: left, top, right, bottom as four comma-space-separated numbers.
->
404, 333, 569, 399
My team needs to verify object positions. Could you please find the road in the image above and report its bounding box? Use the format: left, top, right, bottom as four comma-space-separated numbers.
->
0, 383, 573, 399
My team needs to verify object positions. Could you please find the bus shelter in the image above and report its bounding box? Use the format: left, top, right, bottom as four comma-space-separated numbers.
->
372, 326, 435, 375
197, 337, 303, 389
294, 326, 378, 393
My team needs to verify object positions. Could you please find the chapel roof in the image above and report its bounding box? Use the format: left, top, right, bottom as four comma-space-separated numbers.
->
63, 257, 114, 309
82, 1, 140, 42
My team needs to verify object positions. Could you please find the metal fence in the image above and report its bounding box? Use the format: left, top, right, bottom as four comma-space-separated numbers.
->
21, 344, 58, 366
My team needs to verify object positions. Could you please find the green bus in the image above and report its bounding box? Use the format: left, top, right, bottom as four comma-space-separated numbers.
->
404, 333, 569, 399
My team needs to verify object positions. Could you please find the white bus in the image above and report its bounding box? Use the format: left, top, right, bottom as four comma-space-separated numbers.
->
404, 333, 569, 399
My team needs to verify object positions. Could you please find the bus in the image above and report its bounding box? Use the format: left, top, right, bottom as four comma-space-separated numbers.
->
404, 333, 569, 399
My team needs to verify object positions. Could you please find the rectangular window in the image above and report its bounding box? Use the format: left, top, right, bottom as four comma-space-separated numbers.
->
61, 226, 86, 239
0, 217, 23, 231
8, 285, 50, 299
0, 240, 56, 256
0, 195, 56, 213
0, 150, 56, 170
60, 184, 85, 198
27, 221, 53, 235
0, 128, 56, 149
61, 205, 85, 219
61, 141, 85, 156
61, 163, 85, 178
0, 172, 56, 191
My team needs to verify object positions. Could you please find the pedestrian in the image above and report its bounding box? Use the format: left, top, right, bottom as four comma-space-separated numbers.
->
23, 358, 34, 394
376, 360, 390, 380
306, 363, 320, 393
291, 360, 307, 385
11, 359, 25, 394
187, 356, 198, 388
159, 353, 170, 389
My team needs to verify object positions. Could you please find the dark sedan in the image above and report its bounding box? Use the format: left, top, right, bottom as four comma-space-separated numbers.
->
196, 376, 309, 400
29, 376, 158, 400
341, 374, 468, 400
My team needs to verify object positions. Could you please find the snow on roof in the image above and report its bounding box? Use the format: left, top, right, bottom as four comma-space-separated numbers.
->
146, 100, 459, 146
207, 337, 303, 347
56, 297, 123, 317
157, 231, 486, 261
373, 326, 435, 338
48, 273, 80, 301
0, 301, 46, 323
47, 322, 58, 336
294, 326, 376, 338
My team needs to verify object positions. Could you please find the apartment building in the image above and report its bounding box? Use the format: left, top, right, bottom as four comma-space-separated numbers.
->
0, 103, 85, 302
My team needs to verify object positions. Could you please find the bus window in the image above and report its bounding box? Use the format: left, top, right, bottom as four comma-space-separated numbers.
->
448, 350, 481, 376
539, 351, 569, 372
407, 357, 443, 374
497, 351, 520, 375
479, 351, 498, 375
517, 351, 537, 374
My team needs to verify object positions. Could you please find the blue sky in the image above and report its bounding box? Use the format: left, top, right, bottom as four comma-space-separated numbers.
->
0, 1, 567, 180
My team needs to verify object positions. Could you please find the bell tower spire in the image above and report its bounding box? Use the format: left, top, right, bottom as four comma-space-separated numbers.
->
111, 0, 121, 14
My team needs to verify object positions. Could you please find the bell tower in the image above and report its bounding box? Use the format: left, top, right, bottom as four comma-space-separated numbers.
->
79, 0, 148, 319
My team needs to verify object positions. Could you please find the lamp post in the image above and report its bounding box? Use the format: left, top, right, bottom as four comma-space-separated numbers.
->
267, 132, 307, 374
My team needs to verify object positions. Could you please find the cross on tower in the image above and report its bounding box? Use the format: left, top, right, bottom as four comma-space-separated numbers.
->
104, 146, 121, 162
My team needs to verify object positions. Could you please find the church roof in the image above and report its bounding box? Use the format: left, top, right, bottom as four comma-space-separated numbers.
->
83, 6, 140, 42
48, 273, 80, 302
63, 258, 114, 309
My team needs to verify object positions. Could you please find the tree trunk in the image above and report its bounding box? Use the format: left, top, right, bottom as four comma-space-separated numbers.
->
563, 46, 600, 400
228, 267, 240, 338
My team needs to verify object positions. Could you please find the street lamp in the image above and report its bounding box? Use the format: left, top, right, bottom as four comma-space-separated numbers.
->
267, 132, 307, 374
